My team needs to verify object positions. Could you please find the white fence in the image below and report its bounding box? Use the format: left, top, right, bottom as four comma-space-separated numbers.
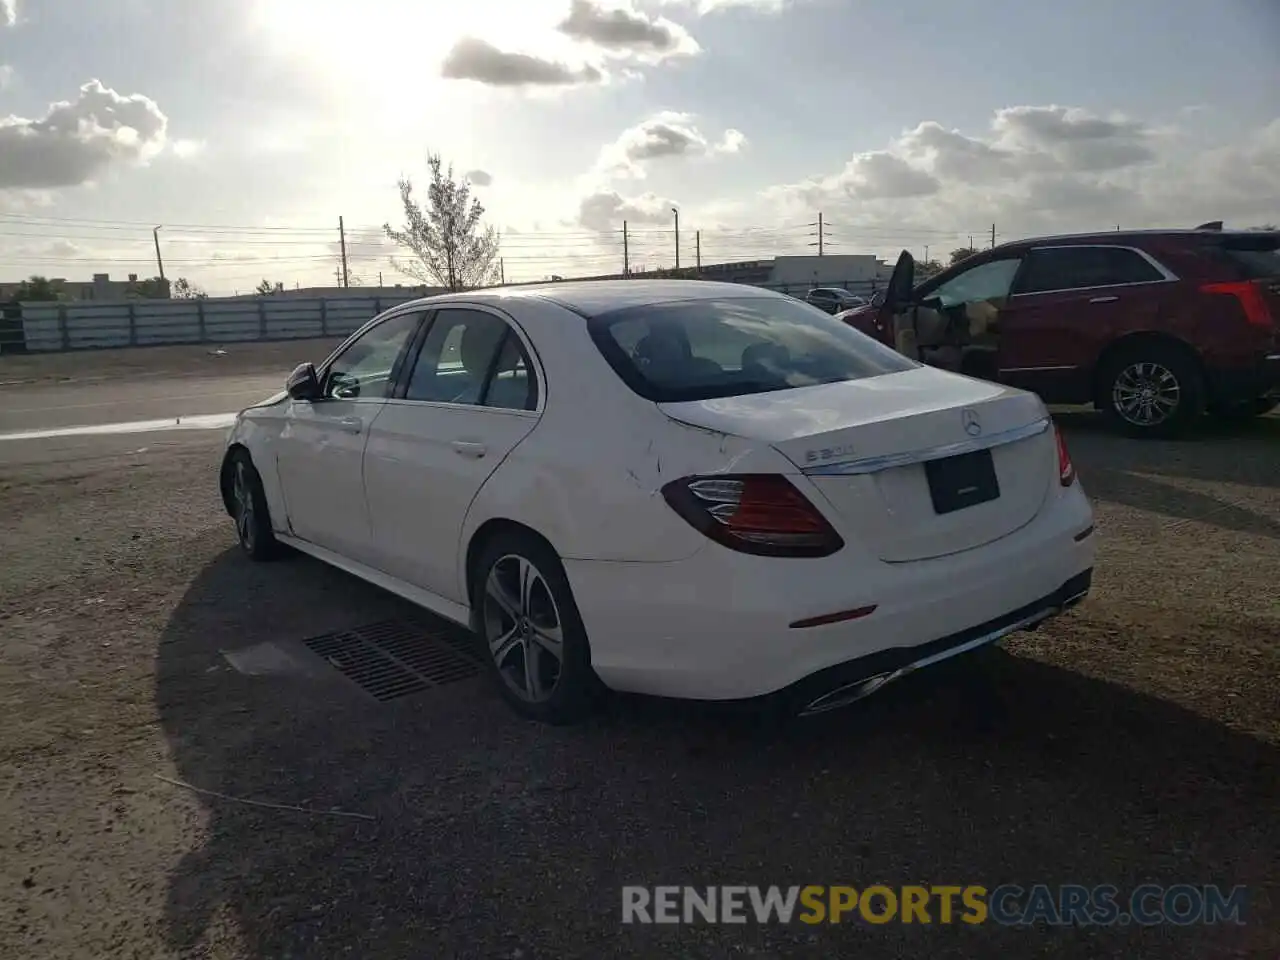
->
2, 278, 887, 354
10, 294, 420, 353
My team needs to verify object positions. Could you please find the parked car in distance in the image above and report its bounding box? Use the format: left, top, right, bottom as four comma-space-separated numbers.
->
839, 227, 1280, 437
221, 280, 1095, 724
805, 287, 868, 314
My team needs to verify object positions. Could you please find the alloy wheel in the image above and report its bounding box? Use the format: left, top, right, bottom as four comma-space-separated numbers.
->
1112, 361, 1181, 427
481, 555, 564, 703
232, 460, 256, 553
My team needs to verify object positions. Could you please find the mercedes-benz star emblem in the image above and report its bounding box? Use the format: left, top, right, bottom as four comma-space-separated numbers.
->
961, 408, 982, 437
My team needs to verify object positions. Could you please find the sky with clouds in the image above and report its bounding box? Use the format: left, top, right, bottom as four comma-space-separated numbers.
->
1, 0, 1278, 293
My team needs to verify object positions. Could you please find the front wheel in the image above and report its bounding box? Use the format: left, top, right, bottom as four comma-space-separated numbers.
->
227, 450, 282, 561
472, 533, 602, 724
1098, 345, 1204, 439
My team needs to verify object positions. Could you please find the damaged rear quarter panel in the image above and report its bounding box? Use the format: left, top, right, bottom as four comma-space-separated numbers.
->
458, 399, 792, 567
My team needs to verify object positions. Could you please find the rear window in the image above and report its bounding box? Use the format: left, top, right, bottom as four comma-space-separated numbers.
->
1213, 235, 1280, 279
587, 296, 917, 403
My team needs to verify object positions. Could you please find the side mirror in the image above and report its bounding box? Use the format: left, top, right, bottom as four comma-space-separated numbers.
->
286, 362, 321, 401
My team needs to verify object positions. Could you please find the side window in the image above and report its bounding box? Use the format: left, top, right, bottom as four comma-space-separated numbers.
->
404, 309, 536, 410
323, 312, 421, 400
1016, 246, 1164, 295
930, 258, 1022, 308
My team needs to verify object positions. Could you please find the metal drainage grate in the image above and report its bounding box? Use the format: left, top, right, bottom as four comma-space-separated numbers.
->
302, 619, 482, 702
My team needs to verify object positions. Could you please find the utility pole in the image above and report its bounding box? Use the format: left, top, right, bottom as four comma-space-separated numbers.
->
968, 234, 975, 253
338, 216, 349, 288
152, 226, 165, 280
378, 271, 383, 286
334, 265, 343, 285
808, 213, 832, 255
695, 230, 701, 273
924, 245, 930, 264
500, 258, 505, 285
672, 208, 680, 271
990, 223, 996, 249
623, 220, 630, 276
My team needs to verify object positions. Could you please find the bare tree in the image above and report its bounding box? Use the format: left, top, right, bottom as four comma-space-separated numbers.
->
383, 154, 500, 291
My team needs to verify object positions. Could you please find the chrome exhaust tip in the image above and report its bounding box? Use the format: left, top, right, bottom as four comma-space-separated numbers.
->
798, 669, 906, 717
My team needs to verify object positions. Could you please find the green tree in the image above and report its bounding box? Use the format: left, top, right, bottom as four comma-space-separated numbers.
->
948, 247, 975, 266
254, 279, 284, 296
127, 276, 170, 299
171, 277, 208, 299
10, 275, 63, 301
917, 259, 945, 278
383, 153, 501, 291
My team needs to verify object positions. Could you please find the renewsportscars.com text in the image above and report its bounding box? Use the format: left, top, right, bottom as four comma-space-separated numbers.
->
621, 884, 1247, 927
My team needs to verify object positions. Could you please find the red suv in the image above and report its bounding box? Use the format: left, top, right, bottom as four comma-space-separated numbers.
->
841, 227, 1280, 437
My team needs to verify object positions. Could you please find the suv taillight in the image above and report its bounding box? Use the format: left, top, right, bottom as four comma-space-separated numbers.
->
661, 475, 844, 557
1200, 280, 1274, 328
1055, 424, 1076, 487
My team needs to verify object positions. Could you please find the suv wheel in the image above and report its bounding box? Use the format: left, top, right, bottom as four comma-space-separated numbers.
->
1098, 343, 1205, 439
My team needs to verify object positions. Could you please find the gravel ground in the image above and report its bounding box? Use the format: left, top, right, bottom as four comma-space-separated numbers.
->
0, 351, 1277, 959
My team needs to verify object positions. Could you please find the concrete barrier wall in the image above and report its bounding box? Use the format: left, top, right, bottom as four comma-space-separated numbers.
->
12, 295, 420, 353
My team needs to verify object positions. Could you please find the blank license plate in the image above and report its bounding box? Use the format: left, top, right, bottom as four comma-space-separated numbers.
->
924, 449, 1000, 515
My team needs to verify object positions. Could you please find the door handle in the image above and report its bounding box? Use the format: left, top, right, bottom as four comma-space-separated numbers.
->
338, 416, 364, 434
1089, 295, 1119, 304
451, 440, 487, 458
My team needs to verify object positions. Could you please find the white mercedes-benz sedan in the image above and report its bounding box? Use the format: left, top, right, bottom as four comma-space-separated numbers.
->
220, 280, 1095, 723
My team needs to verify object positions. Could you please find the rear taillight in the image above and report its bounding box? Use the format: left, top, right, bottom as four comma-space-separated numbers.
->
661, 474, 844, 557
1054, 424, 1076, 487
1200, 280, 1274, 328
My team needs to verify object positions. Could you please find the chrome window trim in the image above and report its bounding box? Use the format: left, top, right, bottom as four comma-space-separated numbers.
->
1010, 244, 1179, 298
802, 416, 1051, 477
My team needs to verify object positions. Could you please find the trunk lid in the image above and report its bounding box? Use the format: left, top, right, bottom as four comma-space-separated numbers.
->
657, 366, 1056, 562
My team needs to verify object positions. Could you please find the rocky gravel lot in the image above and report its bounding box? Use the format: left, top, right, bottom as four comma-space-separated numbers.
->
1, 346, 1277, 959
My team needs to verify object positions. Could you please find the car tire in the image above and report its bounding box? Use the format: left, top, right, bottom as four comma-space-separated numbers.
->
1208, 397, 1279, 419
1097, 342, 1205, 439
228, 449, 282, 561
472, 531, 603, 725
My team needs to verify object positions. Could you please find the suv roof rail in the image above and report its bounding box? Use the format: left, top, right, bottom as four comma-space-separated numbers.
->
1194, 221, 1224, 231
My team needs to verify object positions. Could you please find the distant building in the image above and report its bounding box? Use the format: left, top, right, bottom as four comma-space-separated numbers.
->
0, 273, 169, 301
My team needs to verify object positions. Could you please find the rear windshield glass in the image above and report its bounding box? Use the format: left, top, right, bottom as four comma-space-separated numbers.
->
1215, 236, 1280, 279
587, 296, 917, 403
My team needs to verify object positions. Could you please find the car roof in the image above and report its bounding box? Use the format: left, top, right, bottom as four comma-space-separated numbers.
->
393, 279, 782, 319
996, 228, 1262, 252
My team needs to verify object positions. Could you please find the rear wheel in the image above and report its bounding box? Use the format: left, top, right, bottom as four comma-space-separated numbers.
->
472, 532, 602, 724
1098, 343, 1204, 439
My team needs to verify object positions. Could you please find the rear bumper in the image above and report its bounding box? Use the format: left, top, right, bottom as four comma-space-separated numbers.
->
565, 482, 1096, 700
782, 568, 1091, 715
1208, 353, 1280, 404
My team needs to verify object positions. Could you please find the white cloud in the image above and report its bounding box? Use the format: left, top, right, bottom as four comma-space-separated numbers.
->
558, 0, 700, 64
441, 37, 603, 86
596, 111, 747, 178
465, 169, 494, 185
0, 79, 169, 190
578, 189, 678, 231
761, 105, 1280, 246
1, 0, 14, 27
657, 0, 796, 14
170, 138, 206, 159
0, 65, 13, 89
